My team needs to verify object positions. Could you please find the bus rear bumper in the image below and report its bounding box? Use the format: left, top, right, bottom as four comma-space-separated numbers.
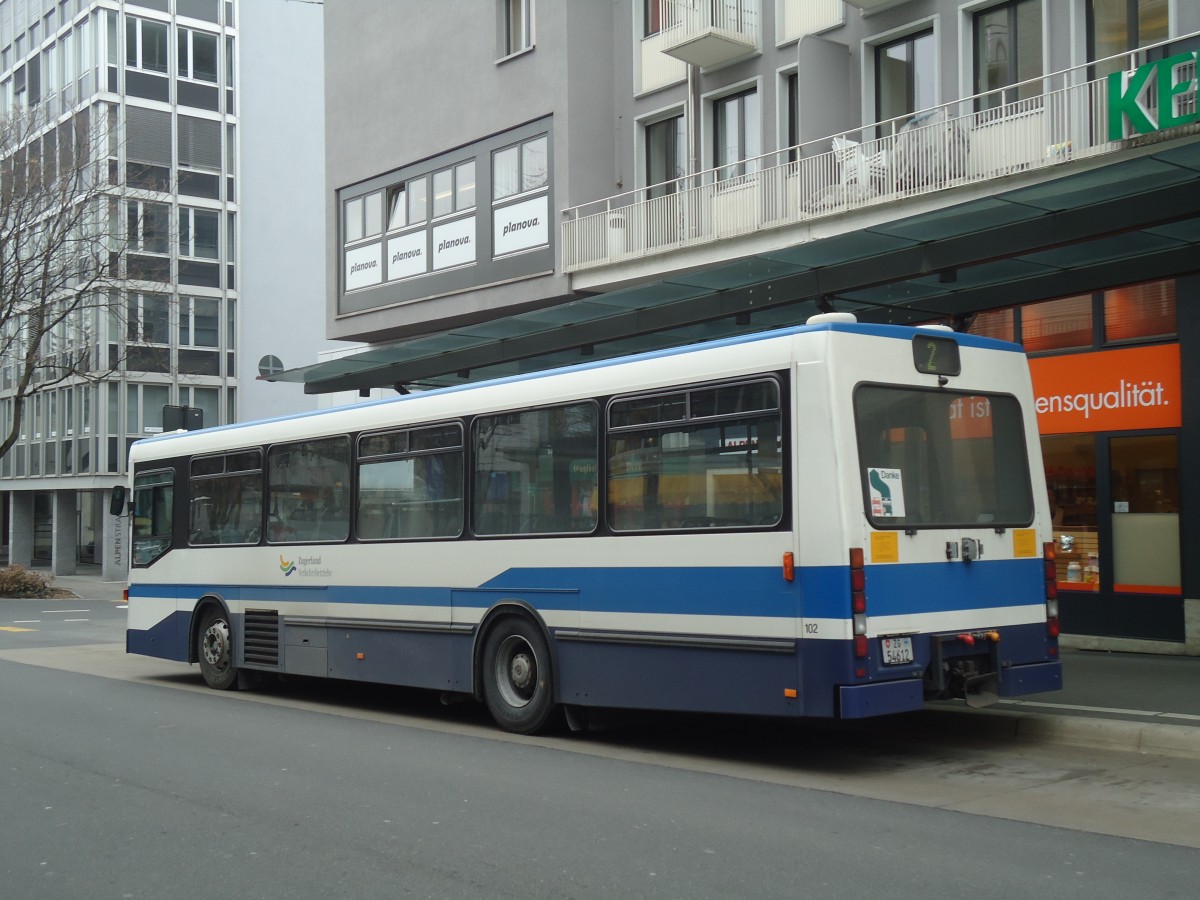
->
997, 660, 1063, 698
838, 678, 924, 718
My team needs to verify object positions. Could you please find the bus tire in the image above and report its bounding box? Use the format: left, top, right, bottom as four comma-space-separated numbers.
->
481, 616, 555, 734
197, 606, 239, 691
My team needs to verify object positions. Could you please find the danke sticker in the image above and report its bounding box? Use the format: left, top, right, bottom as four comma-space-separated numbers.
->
868, 468, 905, 518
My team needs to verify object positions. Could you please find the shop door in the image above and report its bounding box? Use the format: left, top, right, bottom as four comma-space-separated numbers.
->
1044, 431, 1183, 641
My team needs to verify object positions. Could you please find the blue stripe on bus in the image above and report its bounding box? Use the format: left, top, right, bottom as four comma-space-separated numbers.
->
128, 557, 1040, 619
798, 558, 1043, 618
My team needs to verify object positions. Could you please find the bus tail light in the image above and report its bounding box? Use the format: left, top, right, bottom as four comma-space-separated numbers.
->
850, 548, 868, 658
1043, 542, 1060, 639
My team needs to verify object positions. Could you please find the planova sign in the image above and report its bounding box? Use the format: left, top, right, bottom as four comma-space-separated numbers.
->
1108, 52, 1199, 141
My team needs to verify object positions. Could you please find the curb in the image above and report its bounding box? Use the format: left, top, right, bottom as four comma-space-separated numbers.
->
918, 705, 1200, 759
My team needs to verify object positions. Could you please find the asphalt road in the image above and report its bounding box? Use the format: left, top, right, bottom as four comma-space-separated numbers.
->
1, 599, 1198, 898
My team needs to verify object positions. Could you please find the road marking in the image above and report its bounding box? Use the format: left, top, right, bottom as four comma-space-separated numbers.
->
13, 620, 41, 624
63, 618, 91, 623
0, 626, 35, 632
1000, 699, 1200, 722
44, 609, 89, 614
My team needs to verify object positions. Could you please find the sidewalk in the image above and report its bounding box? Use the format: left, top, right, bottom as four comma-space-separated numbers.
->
47, 569, 127, 604
35, 571, 1200, 756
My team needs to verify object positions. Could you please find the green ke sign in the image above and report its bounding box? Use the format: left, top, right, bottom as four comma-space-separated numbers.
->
1108, 52, 1200, 141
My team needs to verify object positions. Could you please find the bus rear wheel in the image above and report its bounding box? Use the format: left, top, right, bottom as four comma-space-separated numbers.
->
197, 607, 239, 691
481, 617, 555, 734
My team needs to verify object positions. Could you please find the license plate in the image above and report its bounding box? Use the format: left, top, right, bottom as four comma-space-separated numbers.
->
881, 637, 914, 665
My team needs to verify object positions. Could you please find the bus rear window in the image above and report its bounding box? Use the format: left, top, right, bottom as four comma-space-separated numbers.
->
854, 386, 1033, 529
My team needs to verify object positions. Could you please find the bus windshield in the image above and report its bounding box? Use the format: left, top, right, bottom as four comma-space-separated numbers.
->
854, 385, 1033, 529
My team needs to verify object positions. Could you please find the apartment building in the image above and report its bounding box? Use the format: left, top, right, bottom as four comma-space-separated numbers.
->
0, 0, 326, 579
303, 1, 1199, 651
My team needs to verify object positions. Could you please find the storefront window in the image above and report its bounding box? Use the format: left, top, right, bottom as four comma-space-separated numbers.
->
1022, 294, 1093, 353
1103, 280, 1176, 343
1111, 435, 1180, 593
1042, 434, 1098, 588
965, 307, 1015, 342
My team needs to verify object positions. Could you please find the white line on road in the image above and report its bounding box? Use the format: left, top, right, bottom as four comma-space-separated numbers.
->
43, 609, 90, 614
63, 619, 91, 623
1000, 699, 1200, 722
12, 620, 41, 624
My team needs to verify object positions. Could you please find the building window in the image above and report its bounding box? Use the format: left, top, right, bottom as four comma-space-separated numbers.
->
127, 292, 171, 345
125, 16, 168, 74
179, 207, 220, 259
1088, 0, 1170, 78
644, 0, 664, 36
127, 383, 170, 435
126, 200, 170, 254
1110, 434, 1180, 593
645, 113, 685, 198
343, 191, 382, 244
386, 177, 432, 231
179, 386, 220, 431
502, 0, 532, 56
714, 88, 760, 180
493, 134, 547, 200
964, 307, 1016, 342
1021, 294, 1093, 353
974, 0, 1043, 108
785, 71, 799, 158
178, 27, 219, 83
180, 297, 221, 347
432, 160, 477, 218
1103, 280, 1176, 343
876, 29, 935, 126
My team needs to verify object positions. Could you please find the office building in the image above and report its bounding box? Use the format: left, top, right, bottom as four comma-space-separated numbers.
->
0, 0, 326, 579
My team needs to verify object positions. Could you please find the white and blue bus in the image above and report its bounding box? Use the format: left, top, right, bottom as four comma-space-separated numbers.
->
123, 315, 1062, 733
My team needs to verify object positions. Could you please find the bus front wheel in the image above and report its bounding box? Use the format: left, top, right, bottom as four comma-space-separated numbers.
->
197, 607, 239, 691
481, 617, 555, 734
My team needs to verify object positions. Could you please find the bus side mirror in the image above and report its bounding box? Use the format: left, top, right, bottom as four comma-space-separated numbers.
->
109, 486, 127, 517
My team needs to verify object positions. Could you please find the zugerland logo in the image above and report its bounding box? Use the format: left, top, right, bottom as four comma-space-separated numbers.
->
279, 555, 296, 576
1035, 379, 1167, 420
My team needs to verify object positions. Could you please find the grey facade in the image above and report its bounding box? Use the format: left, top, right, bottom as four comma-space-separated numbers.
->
237, 0, 331, 423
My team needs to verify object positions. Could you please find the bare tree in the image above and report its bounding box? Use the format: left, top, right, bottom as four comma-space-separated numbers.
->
0, 102, 162, 461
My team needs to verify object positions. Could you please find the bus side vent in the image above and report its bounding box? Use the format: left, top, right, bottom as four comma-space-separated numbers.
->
243, 609, 281, 667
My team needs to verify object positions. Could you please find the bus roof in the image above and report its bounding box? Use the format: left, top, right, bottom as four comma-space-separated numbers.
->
130, 320, 1024, 456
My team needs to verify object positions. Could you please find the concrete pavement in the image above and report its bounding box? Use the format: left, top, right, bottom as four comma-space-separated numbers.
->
27, 569, 1200, 757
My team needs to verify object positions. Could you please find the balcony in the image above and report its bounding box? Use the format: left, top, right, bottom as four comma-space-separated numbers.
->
562, 34, 1200, 279
842, 0, 911, 13
659, 0, 759, 69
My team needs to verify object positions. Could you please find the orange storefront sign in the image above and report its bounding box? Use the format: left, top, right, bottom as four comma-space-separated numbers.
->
1029, 344, 1181, 435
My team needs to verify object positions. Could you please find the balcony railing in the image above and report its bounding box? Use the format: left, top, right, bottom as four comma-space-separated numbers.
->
563, 33, 1200, 274
659, 0, 759, 69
